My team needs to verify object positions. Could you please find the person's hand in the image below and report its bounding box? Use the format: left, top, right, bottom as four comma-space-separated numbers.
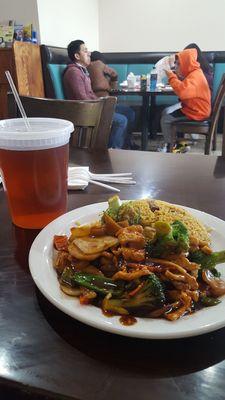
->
164, 69, 173, 77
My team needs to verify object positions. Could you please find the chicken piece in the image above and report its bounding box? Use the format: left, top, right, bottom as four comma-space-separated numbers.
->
143, 226, 156, 241
100, 254, 119, 277
118, 220, 129, 228
112, 269, 150, 281
167, 290, 182, 301
148, 258, 199, 290
186, 290, 199, 302
201, 245, 213, 255
165, 270, 198, 290
149, 304, 178, 318
165, 270, 186, 283
165, 292, 192, 321
166, 254, 199, 272
167, 289, 199, 303
90, 225, 107, 237
117, 225, 145, 249
117, 225, 144, 235
103, 213, 121, 235
121, 247, 145, 262
54, 251, 72, 274
54, 235, 68, 251
189, 236, 199, 247
170, 281, 190, 291
127, 263, 163, 273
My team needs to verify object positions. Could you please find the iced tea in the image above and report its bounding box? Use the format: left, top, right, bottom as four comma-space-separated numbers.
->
0, 144, 69, 228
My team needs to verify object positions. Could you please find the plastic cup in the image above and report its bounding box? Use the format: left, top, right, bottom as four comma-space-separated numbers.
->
127, 75, 136, 89
0, 118, 74, 229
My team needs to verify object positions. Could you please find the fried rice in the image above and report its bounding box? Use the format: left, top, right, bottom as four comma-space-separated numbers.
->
118, 199, 210, 243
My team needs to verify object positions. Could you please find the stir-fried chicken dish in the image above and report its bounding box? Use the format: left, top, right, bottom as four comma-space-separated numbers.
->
53, 197, 225, 323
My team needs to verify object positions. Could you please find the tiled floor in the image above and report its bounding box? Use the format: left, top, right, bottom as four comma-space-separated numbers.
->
133, 133, 222, 155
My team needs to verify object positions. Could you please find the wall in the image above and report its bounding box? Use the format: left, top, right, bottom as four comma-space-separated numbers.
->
37, 0, 99, 50
1, 0, 224, 52
0, 0, 40, 40
99, 0, 225, 52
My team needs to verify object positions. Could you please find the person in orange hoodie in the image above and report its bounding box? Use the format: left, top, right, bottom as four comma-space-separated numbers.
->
159, 48, 211, 152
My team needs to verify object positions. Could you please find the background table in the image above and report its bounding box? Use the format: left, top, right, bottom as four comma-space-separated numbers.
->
110, 88, 175, 150
1, 149, 225, 400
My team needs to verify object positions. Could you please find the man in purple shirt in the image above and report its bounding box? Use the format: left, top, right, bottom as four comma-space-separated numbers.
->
63, 40, 135, 149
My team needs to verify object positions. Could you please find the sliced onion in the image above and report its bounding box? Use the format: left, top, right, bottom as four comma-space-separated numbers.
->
60, 283, 81, 296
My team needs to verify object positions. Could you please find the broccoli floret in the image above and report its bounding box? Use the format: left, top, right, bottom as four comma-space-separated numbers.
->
103, 273, 165, 316
146, 220, 189, 257
118, 201, 141, 224
189, 250, 225, 270
104, 195, 121, 221
104, 197, 142, 224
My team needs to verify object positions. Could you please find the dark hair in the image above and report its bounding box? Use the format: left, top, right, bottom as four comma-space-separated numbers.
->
67, 40, 84, 62
91, 51, 105, 63
184, 43, 212, 73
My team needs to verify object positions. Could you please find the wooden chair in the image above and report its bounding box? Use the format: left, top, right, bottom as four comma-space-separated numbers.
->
13, 41, 45, 97
221, 111, 225, 158
8, 94, 117, 150
170, 74, 225, 155
11, 41, 117, 150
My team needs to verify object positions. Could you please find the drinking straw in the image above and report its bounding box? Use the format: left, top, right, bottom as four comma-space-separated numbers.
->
5, 70, 31, 130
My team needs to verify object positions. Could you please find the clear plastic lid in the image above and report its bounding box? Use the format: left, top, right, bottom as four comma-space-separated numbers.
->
0, 118, 74, 150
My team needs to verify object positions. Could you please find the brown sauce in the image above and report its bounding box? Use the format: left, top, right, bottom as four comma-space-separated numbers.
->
102, 309, 137, 325
102, 309, 115, 318
119, 315, 137, 326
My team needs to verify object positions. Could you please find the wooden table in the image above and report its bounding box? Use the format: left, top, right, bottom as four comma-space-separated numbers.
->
1, 148, 225, 400
110, 88, 175, 150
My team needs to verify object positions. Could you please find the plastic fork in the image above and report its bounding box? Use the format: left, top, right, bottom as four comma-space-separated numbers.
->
68, 176, 120, 192
68, 167, 136, 184
69, 172, 136, 185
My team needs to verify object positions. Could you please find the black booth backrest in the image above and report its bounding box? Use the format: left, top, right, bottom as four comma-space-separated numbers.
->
40, 44, 225, 98
40, 45, 70, 98
41, 45, 70, 64
41, 45, 218, 65
104, 52, 214, 64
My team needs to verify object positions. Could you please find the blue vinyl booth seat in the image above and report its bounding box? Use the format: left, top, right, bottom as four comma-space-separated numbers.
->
107, 62, 177, 106
47, 62, 176, 106
47, 64, 67, 99
40, 46, 225, 131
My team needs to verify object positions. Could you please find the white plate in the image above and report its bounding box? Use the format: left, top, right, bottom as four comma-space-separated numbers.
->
29, 202, 225, 339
